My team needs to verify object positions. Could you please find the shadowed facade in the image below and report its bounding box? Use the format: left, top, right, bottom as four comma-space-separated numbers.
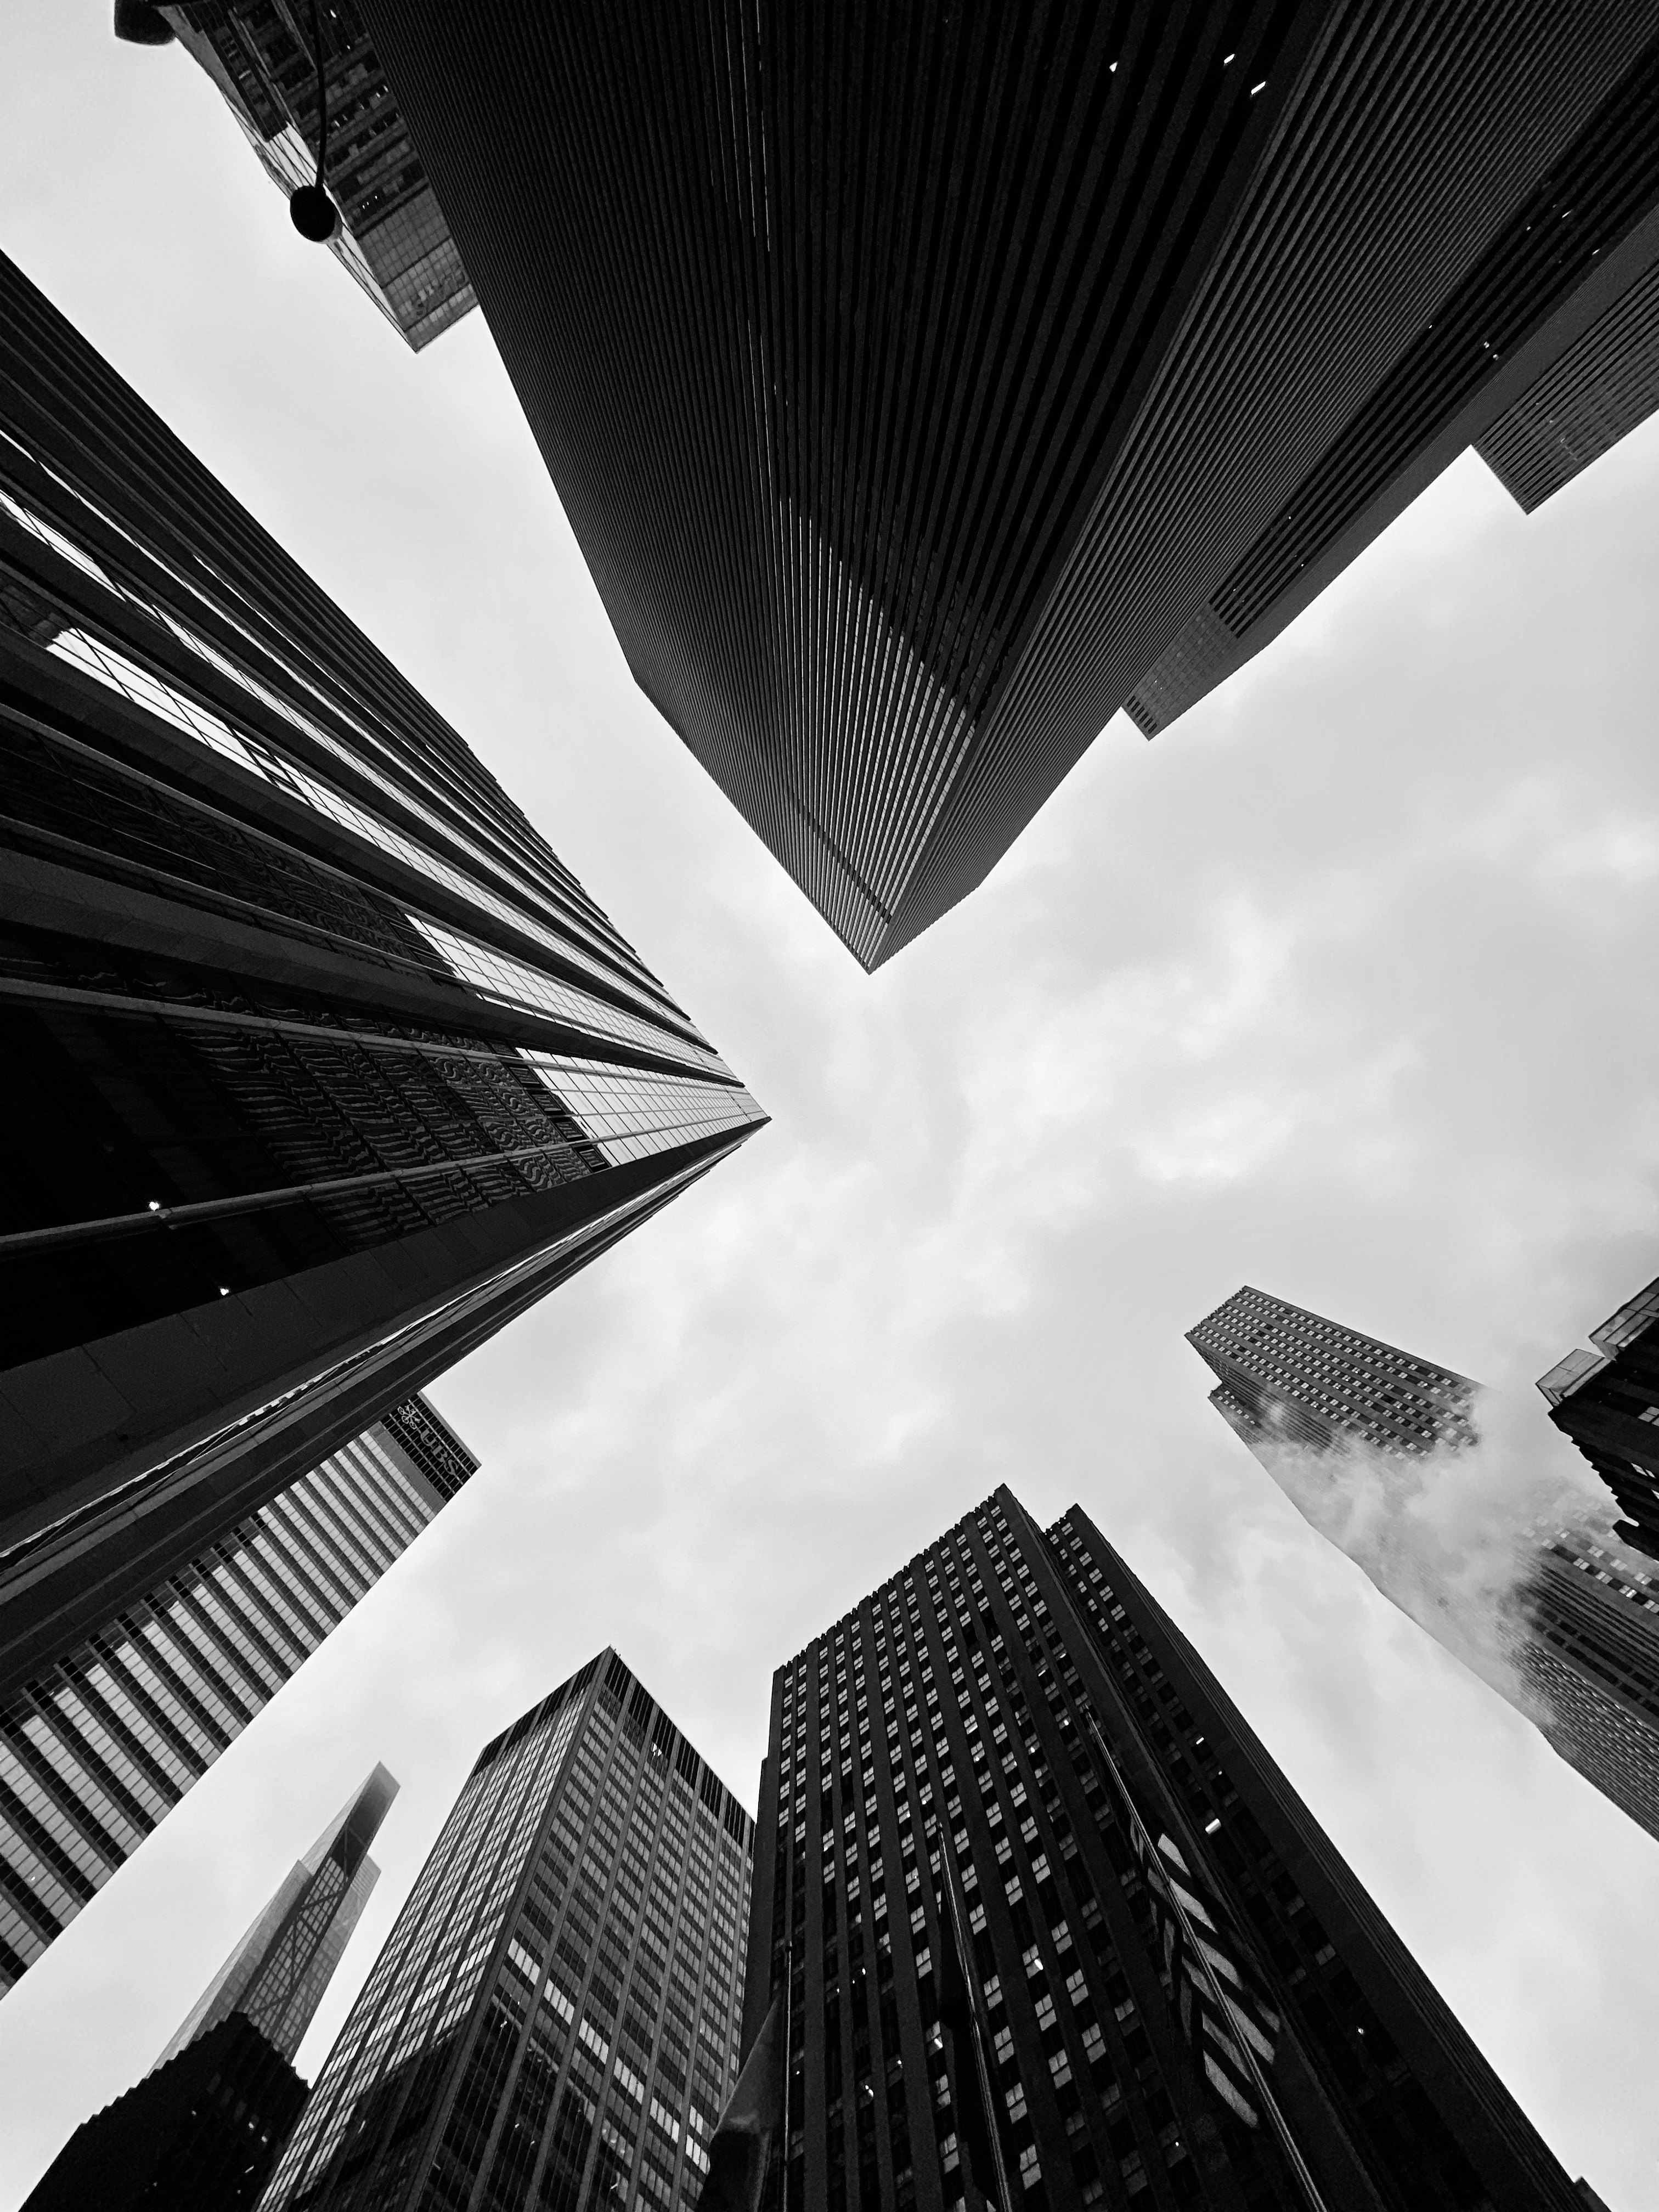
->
354, 2, 1659, 966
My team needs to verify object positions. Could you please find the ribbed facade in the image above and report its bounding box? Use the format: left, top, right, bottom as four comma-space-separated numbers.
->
356, 2, 1659, 964
1186, 1286, 1481, 1458
163, 0, 477, 349
0, 1401, 462, 1995
261, 1651, 753, 2212
1476, 248, 1659, 510
745, 1487, 1582, 2211
1537, 1273, 1659, 1560
0, 249, 765, 1703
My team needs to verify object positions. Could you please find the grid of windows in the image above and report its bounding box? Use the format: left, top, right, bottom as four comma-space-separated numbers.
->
0, 1401, 471, 1994
751, 1490, 1582, 2212
1188, 1287, 1481, 1458
263, 1651, 753, 2211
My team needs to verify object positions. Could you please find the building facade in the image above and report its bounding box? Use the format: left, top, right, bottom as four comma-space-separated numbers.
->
0, 248, 765, 1703
1537, 1272, 1659, 1559
24, 1767, 397, 2212
260, 1649, 753, 2211
352, 4, 1659, 966
1192, 1286, 1659, 1847
150, 0, 476, 349
1514, 1530, 1659, 1844
744, 1488, 1586, 2210
0, 1398, 463, 1995
1185, 1286, 1481, 1459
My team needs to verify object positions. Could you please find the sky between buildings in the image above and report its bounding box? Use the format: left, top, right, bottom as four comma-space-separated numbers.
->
3, 7, 1659, 2207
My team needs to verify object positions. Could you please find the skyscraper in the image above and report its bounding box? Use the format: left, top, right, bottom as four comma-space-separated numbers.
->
22, 1767, 396, 2212
160, 1762, 399, 2067
260, 1649, 753, 2210
0, 249, 765, 1705
127, 1, 476, 350
1189, 1286, 1659, 1847
744, 1487, 1588, 2210
0, 1396, 469, 1995
348, 4, 1659, 967
1537, 1272, 1659, 1559
1186, 1286, 1481, 1460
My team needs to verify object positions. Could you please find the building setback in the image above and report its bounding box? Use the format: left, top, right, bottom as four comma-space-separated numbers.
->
744, 1488, 1587, 2210
259, 1650, 753, 2211
0, 249, 765, 1705
1190, 1286, 1659, 1848
140, 0, 476, 350
0, 1398, 466, 1995
1538, 1272, 1659, 1559
351, 4, 1659, 967
23, 1767, 396, 2212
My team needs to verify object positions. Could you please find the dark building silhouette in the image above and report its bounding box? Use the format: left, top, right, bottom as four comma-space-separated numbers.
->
0, 251, 764, 1711
1538, 1274, 1659, 1559
1192, 1287, 1659, 1848
262, 1650, 752, 2210
0, 1396, 459, 1996
136, 0, 476, 349
743, 1487, 1588, 2209
22, 1768, 395, 2210
350, 4, 1659, 966
1186, 1285, 1481, 1459
21, 2013, 306, 2212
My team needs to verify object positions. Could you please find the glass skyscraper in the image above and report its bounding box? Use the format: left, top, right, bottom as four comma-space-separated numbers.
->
1190, 1285, 1659, 1847
161, 1762, 399, 2068
744, 1488, 1590, 2211
261, 1649, 753, 2211
0, 1397, 470, 1995
0, 248, 764, 1715
23, 1768, 397, 2212
134, 0, 477, 350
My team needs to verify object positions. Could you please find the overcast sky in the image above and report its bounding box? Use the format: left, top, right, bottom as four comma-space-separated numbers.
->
5, 10, 1659, 2208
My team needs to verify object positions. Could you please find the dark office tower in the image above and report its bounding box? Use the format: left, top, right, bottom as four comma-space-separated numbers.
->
0, 1396, 467, 1996
1185, 1286, 1481, 1459
347, 7, 1659, 968
133, 1, 476, 350
745, 1488, 1584, 2211
261, 1649, 753, 2211
1190, 1287, 1659, 1849
22, 1769, 396, 2212
1538, 1273, 1659, 1560
0, 252, 765, 1701
159, 1762, 398, 2066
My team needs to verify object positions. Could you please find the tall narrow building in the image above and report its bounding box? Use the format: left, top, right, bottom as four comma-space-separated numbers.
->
260, 1649, 753, 2210
160, 1762, 399, 2067
23, 1767, 396, 2212
1537, 1271, 1659, 1559
348, 4, 1659, 966
0, 249, 765, 1708
1189, 1286, 1659, 1847
126, 0, 476, 350
0, 1397, 468, 1995
744, 1488, 1588, 2210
